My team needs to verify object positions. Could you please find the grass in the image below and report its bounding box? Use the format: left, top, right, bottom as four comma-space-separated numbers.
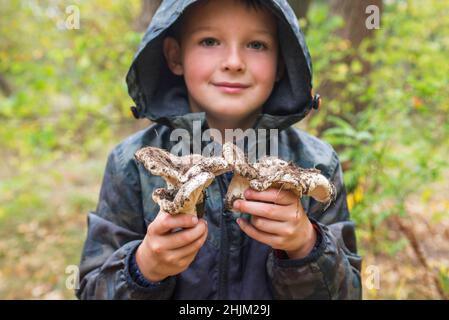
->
0, 147, 107, 299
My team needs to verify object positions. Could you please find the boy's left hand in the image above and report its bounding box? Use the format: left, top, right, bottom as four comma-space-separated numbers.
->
234, 188, 317, 260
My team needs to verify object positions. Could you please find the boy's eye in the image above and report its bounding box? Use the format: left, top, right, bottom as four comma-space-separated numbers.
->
200, 38, 220, 47
248, 41, 267, 50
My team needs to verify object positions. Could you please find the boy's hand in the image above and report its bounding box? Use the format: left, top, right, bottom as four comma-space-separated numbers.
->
136, 211, 208, 282
234, 188, 317, 260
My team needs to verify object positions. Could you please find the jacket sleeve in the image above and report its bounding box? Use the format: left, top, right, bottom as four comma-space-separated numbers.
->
266, 153, 362, 300
75, 146, 176, 300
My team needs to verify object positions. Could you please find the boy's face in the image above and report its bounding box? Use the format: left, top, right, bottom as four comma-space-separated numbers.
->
163, 0, 281, 125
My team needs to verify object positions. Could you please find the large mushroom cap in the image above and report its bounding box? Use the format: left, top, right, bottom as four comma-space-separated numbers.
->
151, 171, 215, 217
251, 157, 336, 204
135, 146, 231, 217
135, 146, 202, 189
222, 142, 337, 211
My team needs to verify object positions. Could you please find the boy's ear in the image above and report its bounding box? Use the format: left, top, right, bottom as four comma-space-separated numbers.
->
276, 55, 285, 82
163, 37, 184, 76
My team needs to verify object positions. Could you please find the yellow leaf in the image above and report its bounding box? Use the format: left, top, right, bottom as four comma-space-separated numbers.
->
347, 193, 355, 211
420, 188, 433, 203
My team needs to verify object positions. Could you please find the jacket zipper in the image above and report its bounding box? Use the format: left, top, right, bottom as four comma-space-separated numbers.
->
217, 175, 229, 299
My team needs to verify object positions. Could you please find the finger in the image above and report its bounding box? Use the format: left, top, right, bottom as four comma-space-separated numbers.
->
250, 216, 287, 235
234, 200, 287, 221
244, 188, 298, 205
237, 218, 281, 247
152, 211, 199, 234
166, 225, 208, 261
162, 219, 207, 249
177, 227, 209, 259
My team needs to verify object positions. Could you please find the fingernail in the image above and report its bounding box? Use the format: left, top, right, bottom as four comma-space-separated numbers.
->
233, 201, 240, 210
204, 219, 208, 225
244, 189, 251, 197
192, 216, 198, 224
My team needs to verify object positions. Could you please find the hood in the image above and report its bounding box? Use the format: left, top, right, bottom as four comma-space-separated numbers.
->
126, 0, 320, 132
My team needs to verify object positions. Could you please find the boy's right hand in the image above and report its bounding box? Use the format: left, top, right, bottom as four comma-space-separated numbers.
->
135, 210, 208, 282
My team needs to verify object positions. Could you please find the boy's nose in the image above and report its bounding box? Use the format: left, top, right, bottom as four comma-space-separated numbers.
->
221, 47, 246, 73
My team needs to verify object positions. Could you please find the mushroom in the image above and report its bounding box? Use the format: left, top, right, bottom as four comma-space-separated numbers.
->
135, 143, 337, 218
222, 142, 337, 212
135, 146, 230, 218
222, 142, 258, 210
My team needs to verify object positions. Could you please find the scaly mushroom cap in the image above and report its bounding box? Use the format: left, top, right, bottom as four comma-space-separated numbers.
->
252, 157, 337, 206
135, 146, 203, 189
152, 171, 215, 217
222, 142, 258, 179
135, 146, 231, 217
222, 142, 337, 212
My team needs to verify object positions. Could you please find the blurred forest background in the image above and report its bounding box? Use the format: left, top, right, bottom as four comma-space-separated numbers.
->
0, 0, 448, 299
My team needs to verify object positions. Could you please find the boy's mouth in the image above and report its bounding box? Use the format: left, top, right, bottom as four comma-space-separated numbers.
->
212, 82, 250, 94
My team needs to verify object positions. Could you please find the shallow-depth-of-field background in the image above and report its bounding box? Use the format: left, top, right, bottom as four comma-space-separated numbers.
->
1, 0, 448, 299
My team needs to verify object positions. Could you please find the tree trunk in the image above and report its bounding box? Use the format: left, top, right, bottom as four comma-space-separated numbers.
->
329, 0, 383, 48
0, 73, 12, 97
308, 0, 383, 135
134, 0, 162, 32
288, 0, 313, 19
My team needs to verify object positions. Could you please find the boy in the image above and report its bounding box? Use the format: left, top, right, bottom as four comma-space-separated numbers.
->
77, 0, 362, 299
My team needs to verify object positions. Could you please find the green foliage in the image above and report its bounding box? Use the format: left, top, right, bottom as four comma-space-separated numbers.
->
0, 0, 141, 162
304, 2, 449, 298
306, 0, 449, 231
0, 0, 143, 299
438, 266, 449, 296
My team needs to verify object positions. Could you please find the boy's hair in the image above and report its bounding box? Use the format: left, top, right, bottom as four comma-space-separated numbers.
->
166, 0, 269, 40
